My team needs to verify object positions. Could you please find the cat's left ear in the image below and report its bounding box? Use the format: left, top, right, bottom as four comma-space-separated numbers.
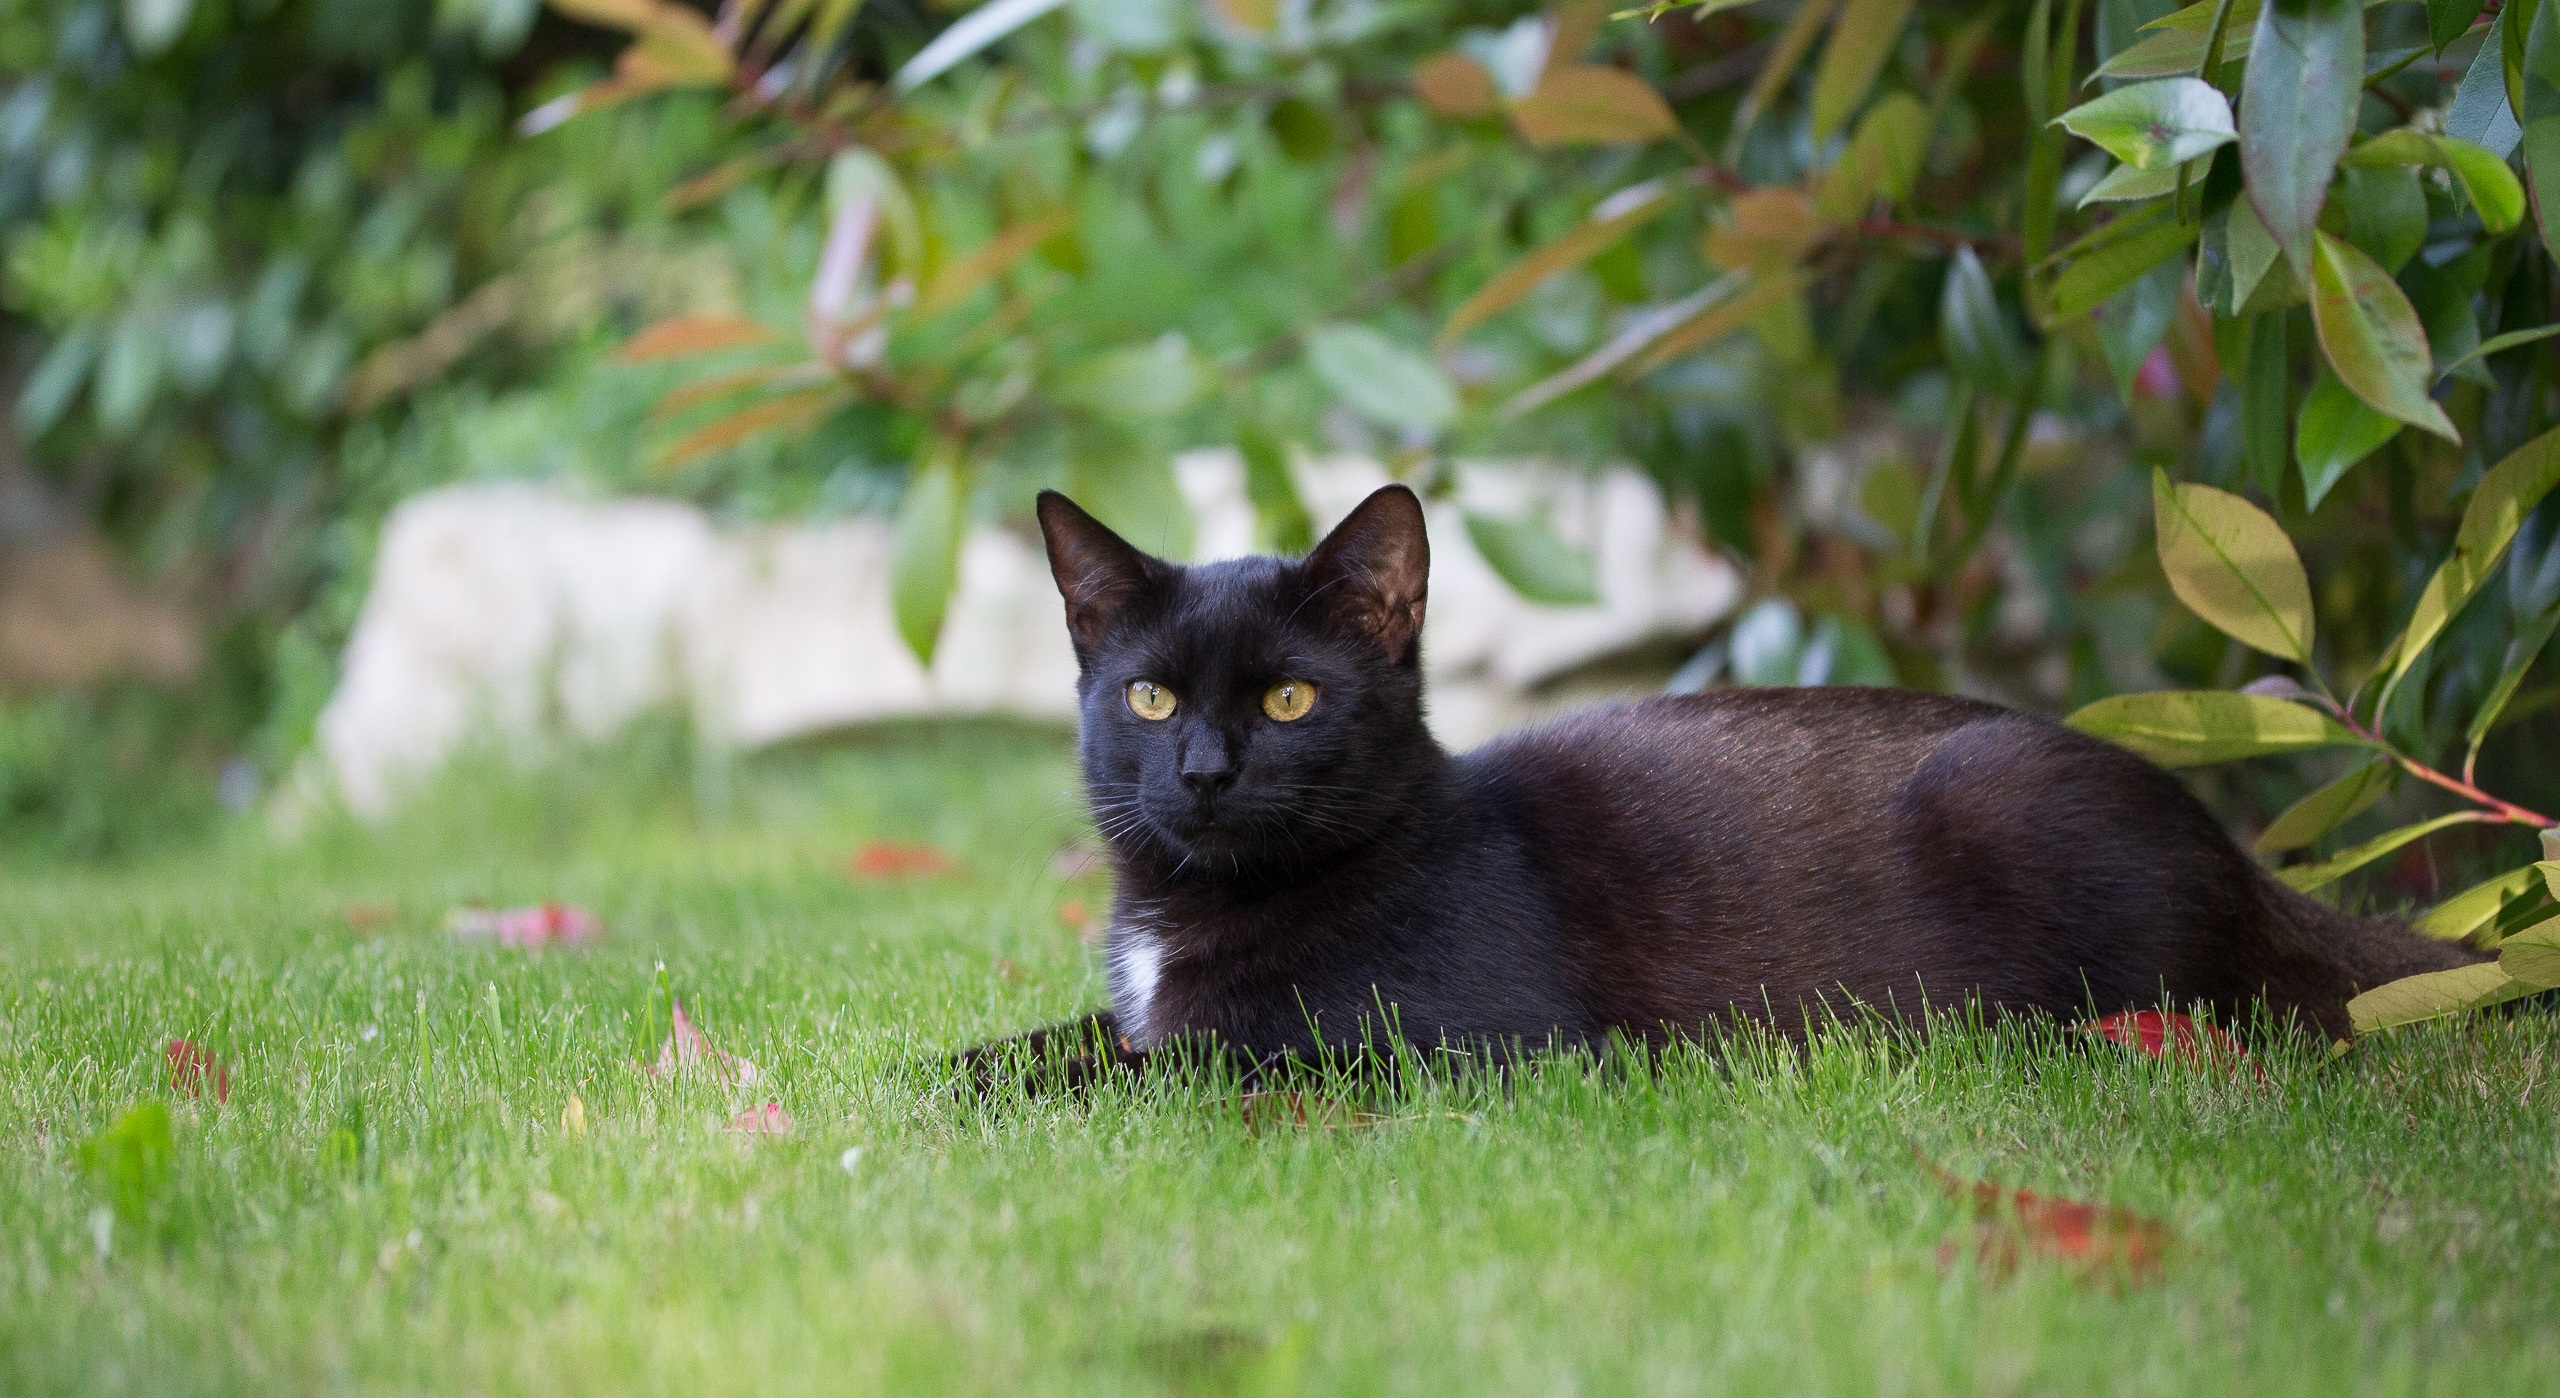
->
1037, 490, 1156, 652
1304, 484, 1429, 664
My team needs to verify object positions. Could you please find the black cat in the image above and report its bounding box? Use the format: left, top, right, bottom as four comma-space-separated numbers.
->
971, 483, 2480, 1083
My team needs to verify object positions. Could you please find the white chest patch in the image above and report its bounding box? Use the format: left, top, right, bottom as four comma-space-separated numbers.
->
1111, 931, 1164, 1042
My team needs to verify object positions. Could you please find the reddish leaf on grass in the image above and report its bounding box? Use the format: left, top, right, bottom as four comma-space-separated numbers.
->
849, 841, 963, 880
644, 997, 760, 1088
1058, 899, 1097, 941
1227, 1091, 1387, 1132
728, 1101, 795, 1135
446, 903, 602, 948
164, 1039, 229, 1103
340, 902, 399, 932
2076, 1010, 2251, 1073
1926, 1160, 2169, 1284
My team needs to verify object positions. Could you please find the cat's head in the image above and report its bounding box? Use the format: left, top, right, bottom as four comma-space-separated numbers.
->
1037, 484, 1438, 880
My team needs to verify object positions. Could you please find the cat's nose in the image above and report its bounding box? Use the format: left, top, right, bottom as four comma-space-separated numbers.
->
1179, 735, 1235, 797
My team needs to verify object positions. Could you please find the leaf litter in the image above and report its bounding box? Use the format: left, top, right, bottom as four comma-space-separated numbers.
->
1923, 1155, 2170, 1285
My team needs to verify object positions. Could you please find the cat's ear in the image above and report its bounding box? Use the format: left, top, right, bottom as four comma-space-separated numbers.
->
1304, 484, 1430, 664
1037, 490, 1155, 651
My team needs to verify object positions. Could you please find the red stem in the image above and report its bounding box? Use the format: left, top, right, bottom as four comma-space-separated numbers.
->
2331, 709, 2556, 828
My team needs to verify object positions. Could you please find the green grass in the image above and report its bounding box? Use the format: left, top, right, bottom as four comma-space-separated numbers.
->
4, 721, 2558, 1396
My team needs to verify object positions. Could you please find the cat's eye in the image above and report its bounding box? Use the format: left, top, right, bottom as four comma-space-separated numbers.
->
1261, 680, 1317, 722
1126, 680, 1177, 721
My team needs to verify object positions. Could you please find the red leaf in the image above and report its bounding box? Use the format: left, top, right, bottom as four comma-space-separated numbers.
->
1058, 899, 1097, 941
614, 314, 778, 361
164, 1039, 229, 1103
446, 902, 602, 948
2076, 1009, 2251, 1073
340, 902, 399, 932
1926, 1159, 2169, 1284
1227, 1091, 1387, 1132
644, 997, 760, 1088
849, 841, 963, 880
728, 1101, 795, 1135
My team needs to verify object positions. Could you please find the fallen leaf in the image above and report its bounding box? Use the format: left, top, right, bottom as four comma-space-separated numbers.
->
561, 1094, 587, 1138
729, 1101, 795, 1135
446, 902, 602, 948
1926, 1159, 2169, 1284
849, 841, 963, 880
643, 997, 760, 1088
340, 902, 399, 932
1227, 1091, 1387, 1132
2075, 1009, 2251, 1073
163, 1039, 228, 1103
1058, 899, 1097, 940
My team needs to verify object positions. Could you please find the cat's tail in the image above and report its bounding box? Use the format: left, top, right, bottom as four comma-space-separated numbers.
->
2248, 872, 2489, 1036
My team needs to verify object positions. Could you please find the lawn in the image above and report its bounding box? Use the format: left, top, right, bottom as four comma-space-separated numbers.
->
3, 720, 2557, 1397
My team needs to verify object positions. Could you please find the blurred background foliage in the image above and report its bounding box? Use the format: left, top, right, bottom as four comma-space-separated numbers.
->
0, 0, 2553, 912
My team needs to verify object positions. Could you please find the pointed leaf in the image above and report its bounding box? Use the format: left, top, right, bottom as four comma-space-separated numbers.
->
2042, 216, 2200, 323
2065, 690, 2365, 767
1942, 247, 2029, 397
2058, 78, 2238, 170
2501, 916, 2560, 988
2153, 470, 2316, 662
653, 385, 842, 470
2416, 865, 2547, 940
893, 0, 1073, 91
1509, 64, 1677, 146
1442, 184, 1672, 346
1628, 266, 1810, 373
2446, 11, 2520, 156
2295, 370, 2402, 510
2348, 960, 2529, 1032
2436, 324, 2560, 382
1307, 325, 1459, 433
2429, 0, 2486, 53
2308, 232, 2457, 441
1734, 0, 1839, 150
1810, 0, 1918, 142
1415, 52, 1503, 117
914, 210, 1074, 317
2377, 424, 2560, 710
617, 314, 779, 361
2522, 0, 2560, 266
1463, 512, 1601, 604
1815, 93, 1931, 219
891, 452, 966, 664
2277, 812, 2492, 892
2255, 758, 2394, 853
2344, 130, 2526, 234
1702, 189, 1830, 271
2240, 0, 2363, 272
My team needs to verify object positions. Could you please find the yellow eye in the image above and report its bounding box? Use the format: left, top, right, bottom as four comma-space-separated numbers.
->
1126, 680, 1177, 721
1262, 680, 1317, 722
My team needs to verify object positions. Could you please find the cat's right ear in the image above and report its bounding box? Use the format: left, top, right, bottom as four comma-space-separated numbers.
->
1036, 490, 1154, 651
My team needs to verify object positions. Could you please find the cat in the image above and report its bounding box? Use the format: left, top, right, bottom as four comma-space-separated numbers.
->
966, 482, 2482, 1084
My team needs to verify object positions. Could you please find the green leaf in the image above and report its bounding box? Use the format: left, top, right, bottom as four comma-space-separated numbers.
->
17, 326, 97, 441
2076, 154, 2214, 207
2415, 865, 2546, 941
2094, 21, 2257, 79
2255, 757, 2394, 853
2522, 0, 2560, 266
1058, 335, 1210, 422
1810, 0, 1918, 142
894, 0, 1075, 91
2153, 470, 2317, 662
2057, 78, 2238, 170
1462, 512, 1600, 605
2343, 130, 2527, 234
2334, 166, 2427, 275
890, 452, 967, 665
1732, 0, 1841, 157
2448, 11, 2520, 155
1814, 93, 1930, 219
2279, 812, 2494, 892
2501, 915, 2560, 989
2426, 0, 2485, 52
2095, 257, 2184, 400
2376, 424, 2560, 713
2348, 960, 2530, 1033
2435, 323, 2560, 381
79, 1100, 175, 1231
2240, 0, 2364, 272
2042, 215, 2200, 323
2308, 232, 2457, 441
2241, 312, 2293, 496
1440, 182, 1672, 346
2295, 370, 2402, 510
2065, 690, 2365, 767
1306, 324, 1459, 434
1940, 246, 2029, 397
1237, 425, 1313, 554
2465, 605, 2560, 760
2201, 195, 2285, 317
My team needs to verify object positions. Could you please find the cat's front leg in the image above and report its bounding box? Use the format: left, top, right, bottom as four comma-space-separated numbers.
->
952, 1010, 1149, 1097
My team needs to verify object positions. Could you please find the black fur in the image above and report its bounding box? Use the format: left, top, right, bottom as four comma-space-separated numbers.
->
973, 485, 2482, 1081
